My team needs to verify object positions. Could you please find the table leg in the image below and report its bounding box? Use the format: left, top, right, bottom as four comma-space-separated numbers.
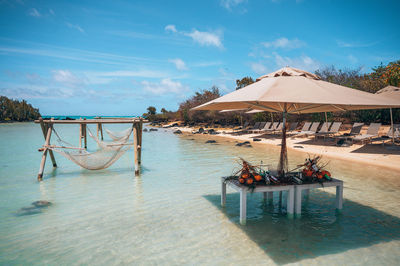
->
268, 192, 273, 202
240, 189, 247, 225
221, 181, 226, 207
287, 188, 294, 215
295, 187, 302, 215
336, 184, 343, 209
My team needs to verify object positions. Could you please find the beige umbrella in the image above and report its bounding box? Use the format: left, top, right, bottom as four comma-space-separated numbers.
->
375, 86, 400, 144
192, 67, 400, 175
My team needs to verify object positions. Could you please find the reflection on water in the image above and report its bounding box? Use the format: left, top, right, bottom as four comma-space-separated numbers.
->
0, 123, 399, 265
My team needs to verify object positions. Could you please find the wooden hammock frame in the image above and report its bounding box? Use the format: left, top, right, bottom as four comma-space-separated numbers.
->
35, 117, 146, 181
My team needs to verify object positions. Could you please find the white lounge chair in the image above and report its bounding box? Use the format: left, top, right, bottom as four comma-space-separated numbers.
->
352, 123, 381, 144
315, 122, 342, 140
294, 122, 320, 137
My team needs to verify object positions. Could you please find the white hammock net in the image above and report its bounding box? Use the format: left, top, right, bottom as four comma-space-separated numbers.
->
50, 126, 133, 170
106, 127, 133, 141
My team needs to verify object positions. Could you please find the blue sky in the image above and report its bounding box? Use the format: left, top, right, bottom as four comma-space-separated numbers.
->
0, 0, 399, 115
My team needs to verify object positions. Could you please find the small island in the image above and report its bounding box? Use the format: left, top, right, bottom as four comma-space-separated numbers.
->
0, 96, 41, 122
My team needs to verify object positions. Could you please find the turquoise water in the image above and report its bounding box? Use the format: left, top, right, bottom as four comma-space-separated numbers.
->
0, 122, 399, 265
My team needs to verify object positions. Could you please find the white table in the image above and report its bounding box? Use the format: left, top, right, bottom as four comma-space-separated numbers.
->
294, 178, 343, 215
221, 177, 295, 225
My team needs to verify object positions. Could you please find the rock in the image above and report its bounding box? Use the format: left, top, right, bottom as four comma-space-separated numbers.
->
173, 130, 182, 134
149, 128, 158, 131
198, 127, 204, 133
253, 138, 261, 142
206, 140, 217, 143
236, 141, 252, 147
16, 206, 41, 216
143, 128, 148, 132
32, 200, 52, 208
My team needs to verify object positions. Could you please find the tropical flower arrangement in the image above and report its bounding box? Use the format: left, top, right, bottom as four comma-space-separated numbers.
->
224, 156, 332, 190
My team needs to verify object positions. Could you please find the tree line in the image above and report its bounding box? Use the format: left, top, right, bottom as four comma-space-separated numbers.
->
0, 96, 41, 122
145, 60, 399, 125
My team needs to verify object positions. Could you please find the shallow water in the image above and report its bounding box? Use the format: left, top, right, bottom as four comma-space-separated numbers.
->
0, 123, 399, 265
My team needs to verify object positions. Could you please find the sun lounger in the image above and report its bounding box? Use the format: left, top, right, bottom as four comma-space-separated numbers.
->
262, 122, 280, 133
386, 124, 400, 138
249, 122, 267, 133
315, 122, 342, 140
276, 122, 298, 135
290, 122, 311, 136
373, 124, 400, 145
352, 123, 381, 144
336, 123, 364, 140
251, 122, 271, 133
287, 122, 299, 133
293, 122, 320, 137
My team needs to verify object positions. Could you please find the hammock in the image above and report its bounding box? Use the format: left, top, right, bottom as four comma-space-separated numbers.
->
105, 127, 133, 141
49, 127, 132, 170
88, 127, 132, 151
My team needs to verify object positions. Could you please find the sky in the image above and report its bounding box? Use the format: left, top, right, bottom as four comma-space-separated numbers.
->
0, 0, 399, 116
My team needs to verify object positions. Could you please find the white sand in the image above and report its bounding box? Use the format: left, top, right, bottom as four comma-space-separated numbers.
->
169, 126, 400, 172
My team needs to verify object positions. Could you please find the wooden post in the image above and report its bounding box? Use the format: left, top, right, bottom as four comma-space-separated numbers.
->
99, 123, 103, 140
133, 123, 140, 176
83, 125, 87, 149
79, 123, 83, 149
138, 121, 143, 165
39, 118, 57, 167
38, 123, 53, 181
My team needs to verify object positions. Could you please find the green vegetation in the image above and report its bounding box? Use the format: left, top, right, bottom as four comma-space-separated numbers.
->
0, 96, 41, 122
145, 60, 400, 125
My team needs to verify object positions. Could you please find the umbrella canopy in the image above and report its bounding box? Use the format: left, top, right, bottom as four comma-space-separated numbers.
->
192, 67, 400, 176
375, 86, 400, 100
193, 67, 400, 113
375, 86, 400, 144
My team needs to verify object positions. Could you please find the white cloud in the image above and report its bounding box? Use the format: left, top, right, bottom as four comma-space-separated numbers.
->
49, 9, 55, 16
274, 53, 319, 71
66, 22, 85, 33
220, 0, 246, 10
52, 70, 83, 86
96, 70, 167, 78
165, 25, 223, 48
263, 37, 305, 49
336, 40, 378, 48
185, 29, 223, 48
28, 8, 41, 17
251, 62, 268, 74
169, 58, 188, 70
165, 24, 177, 33
141, 78, 188, 95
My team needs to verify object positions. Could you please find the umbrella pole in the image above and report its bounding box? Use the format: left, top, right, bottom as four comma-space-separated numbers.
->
278, 104, 288, 177
390, 108, 395, 145
324, 112, 329, 131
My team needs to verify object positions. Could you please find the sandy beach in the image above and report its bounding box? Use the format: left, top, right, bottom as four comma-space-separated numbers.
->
166, 124, 400, 172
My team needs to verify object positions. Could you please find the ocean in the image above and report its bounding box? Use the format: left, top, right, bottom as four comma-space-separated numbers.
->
0, 122, 399, 265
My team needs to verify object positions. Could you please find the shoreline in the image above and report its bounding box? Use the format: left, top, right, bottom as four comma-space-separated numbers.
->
166, 125, 400, 172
